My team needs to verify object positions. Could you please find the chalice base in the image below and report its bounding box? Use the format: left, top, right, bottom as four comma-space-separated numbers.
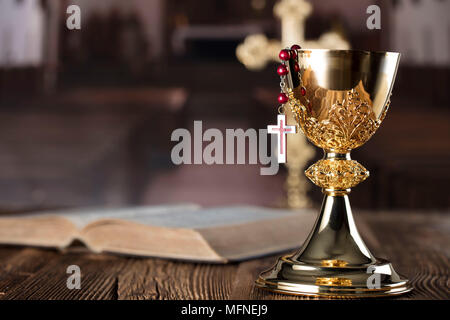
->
256, 257, 412, 298
256, 194, 412, 298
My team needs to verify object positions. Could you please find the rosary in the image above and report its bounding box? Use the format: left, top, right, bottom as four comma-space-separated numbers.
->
267, 44, 307, 164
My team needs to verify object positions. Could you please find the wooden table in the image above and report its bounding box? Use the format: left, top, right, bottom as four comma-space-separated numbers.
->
0, 212, 448, 300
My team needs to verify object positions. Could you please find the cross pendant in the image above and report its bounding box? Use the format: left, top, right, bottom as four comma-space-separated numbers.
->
267, 114, 297, 163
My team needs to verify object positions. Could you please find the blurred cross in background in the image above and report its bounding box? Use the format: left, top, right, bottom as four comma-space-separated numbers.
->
236, 0, 349, 70
236, 0, 349, 208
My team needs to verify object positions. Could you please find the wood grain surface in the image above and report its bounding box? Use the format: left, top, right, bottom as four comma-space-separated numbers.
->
0, 212, 448, 300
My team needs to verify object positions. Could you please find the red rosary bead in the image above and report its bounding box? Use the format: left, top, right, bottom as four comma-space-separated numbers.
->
279, 49, 291, 61
291, 44, 301, 50
300, 86, 307, 96
293, 62, 300, 73
277, 64, 288, 76
278, 93, 289, 104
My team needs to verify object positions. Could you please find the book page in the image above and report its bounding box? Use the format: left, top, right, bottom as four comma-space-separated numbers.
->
58, 203, 201, 228
0, 203, 200, 251
119, 206, 312, 229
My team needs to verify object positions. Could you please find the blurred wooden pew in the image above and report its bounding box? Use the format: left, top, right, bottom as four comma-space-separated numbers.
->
0, 87, 188, 211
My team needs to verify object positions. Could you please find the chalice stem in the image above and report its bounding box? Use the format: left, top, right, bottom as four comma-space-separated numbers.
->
293, 151, 376, 266
292, 192, 376, 266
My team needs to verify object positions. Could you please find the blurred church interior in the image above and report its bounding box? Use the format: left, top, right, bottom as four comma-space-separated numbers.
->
0, 0, 448, 212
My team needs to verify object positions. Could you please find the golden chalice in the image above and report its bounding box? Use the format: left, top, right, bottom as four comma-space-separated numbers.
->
256, 49, 412, 298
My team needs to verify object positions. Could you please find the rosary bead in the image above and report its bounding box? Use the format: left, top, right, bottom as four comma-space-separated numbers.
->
279, 49, 291, 61
278, 93, 289, 104
277, 64, 289, 76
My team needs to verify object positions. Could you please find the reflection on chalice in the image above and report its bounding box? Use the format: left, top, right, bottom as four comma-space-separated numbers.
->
256, 49, 412, 297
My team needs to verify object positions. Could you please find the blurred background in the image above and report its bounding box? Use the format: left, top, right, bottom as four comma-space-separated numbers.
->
0, 0, 448, 213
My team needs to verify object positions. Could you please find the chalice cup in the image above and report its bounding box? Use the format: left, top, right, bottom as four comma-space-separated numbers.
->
256, 49, 412, 298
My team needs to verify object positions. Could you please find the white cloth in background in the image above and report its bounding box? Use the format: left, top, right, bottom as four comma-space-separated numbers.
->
391, 0, 450, 66
0, 0, 45, 67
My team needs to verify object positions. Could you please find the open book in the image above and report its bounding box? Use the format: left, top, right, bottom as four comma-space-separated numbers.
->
0, 204, 316, 263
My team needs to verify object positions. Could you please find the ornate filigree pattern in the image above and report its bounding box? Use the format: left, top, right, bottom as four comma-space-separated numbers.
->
289, 89, 388, 153
305, 159, 369, 189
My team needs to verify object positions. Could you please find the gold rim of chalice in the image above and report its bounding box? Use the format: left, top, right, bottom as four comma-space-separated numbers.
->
286, 49, 400, 153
